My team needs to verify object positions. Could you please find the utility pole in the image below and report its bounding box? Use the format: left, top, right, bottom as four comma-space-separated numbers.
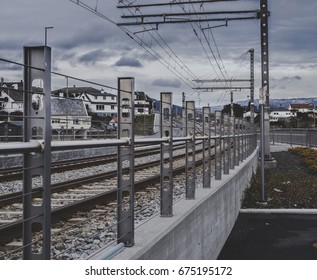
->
44, 26, 54, 46
260, 0, 272, 161
249, 48, 255, 123
230, 91, 234, 117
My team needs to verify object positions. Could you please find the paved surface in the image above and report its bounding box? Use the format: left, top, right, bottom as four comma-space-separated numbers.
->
218, 212, 317, 260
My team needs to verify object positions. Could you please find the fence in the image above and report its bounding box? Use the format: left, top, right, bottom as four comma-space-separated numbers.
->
271, 128, 317, 147
0, 46, 258, 259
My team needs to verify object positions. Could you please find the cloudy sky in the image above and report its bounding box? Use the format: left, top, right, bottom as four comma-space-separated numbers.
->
1, 0, 317, 107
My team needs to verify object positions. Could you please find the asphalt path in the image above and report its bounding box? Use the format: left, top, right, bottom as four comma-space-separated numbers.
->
218, 213, 317, 260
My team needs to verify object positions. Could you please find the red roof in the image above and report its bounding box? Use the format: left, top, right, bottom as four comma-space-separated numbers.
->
289, 103, 314, 110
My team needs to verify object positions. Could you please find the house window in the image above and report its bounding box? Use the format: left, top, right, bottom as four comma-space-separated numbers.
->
111, 96, 115, 100
94, 96, 98, 100
103, 96, 107, 100
111, 105, 115, 110
138, 109, 144, 113
96, 104, 105, 110
73, 119, 79, 125
52, 118, 60, 123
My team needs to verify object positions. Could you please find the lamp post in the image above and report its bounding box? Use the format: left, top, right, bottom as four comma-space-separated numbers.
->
44, 26, 54, 46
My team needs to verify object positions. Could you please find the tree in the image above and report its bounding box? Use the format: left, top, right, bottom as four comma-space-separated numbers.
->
222, 103, 245, 118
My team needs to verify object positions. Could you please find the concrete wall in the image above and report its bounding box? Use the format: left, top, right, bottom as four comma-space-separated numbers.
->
109, 149, 258, 260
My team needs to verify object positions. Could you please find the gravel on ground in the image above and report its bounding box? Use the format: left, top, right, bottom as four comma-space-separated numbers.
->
243, 149, 317, 209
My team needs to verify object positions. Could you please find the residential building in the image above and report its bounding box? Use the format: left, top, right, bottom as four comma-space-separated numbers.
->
269, 108, 297, 122
0, 81, 23, 114
288, 103, 314, 113
52, 87, 117, 117
134, 91, 153, 115
51, 97, 91, 139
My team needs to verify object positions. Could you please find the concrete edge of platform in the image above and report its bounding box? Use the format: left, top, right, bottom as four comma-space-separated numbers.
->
89, 148, 259, 260
240, 208, 317, 214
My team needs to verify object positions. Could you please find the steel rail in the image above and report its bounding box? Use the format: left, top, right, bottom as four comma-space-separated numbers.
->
0, 143, 187, 182
0, 144, 205, 207
0, 151, 210, 246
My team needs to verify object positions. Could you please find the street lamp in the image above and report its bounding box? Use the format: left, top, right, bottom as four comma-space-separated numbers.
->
44, 26, 54, 46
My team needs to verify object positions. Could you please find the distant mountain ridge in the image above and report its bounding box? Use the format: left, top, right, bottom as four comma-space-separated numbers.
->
226, 97, 317, 111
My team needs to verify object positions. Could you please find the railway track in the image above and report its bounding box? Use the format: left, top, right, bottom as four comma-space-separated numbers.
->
0, 143, 185, 182
0, 143, 218, 248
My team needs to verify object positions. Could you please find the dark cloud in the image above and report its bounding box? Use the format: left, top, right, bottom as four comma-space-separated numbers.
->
271, 75, 302, 90
78, 49, 108, 65
300, 64, 317, 70
115, 57, 143, 68
151, 78, 181, 88
0, 63, 21, 71
280, 75, 302, 82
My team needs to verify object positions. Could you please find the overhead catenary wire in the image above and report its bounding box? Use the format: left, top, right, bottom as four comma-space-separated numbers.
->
119, 0, 201, 84
69, 0, 200, 91
175, 1, 230, 105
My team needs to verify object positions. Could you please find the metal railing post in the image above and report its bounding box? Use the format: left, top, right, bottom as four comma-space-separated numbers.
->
230, 116, 235, 170
23, 46, 52, 260
238, 118, 242, 164
160, 92, 173, 216
235, 118, 239, 166
185, 101, 196, 199
223, 114, 229, 175
243, 120, 247, 160
202, 106, 211, 188
117, 77, 135, 247
215, 111, 222, 180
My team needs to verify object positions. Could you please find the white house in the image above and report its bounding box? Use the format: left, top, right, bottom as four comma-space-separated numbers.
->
288, 103, 314, 113
52, 87, 117, 117
51, 97, 91, 139
0, 81, 23, 114
134, 91, 153, 115
269, 108, 297, 122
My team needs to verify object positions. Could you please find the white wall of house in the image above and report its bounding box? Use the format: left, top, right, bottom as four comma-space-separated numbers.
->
269, 110, 296, 122
83, 93, 117, 116
0, 91, 23, 113
134, 100, 151, 115
51, 116, 91, 130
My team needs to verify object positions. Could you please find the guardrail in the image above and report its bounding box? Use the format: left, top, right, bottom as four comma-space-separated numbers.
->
270, 128, 317, 147
0, 46, 258, 259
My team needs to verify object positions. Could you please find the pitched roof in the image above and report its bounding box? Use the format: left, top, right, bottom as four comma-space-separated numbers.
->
0, 87, 23, 101
289, 103, 314, 110
51, 98, 88, 116
52, 86, 101, 95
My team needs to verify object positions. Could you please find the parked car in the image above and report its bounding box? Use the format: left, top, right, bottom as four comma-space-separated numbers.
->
105, 124, 116, 131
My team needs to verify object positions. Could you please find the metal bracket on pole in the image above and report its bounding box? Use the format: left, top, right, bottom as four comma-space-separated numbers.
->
202, 106, 211, 188
160, 92, 173, 216
23, 46, 51, 260
185, 101, 196, 199
223, 114, 229, 175
215, 111, 222, 180
117, 77, 135, 247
